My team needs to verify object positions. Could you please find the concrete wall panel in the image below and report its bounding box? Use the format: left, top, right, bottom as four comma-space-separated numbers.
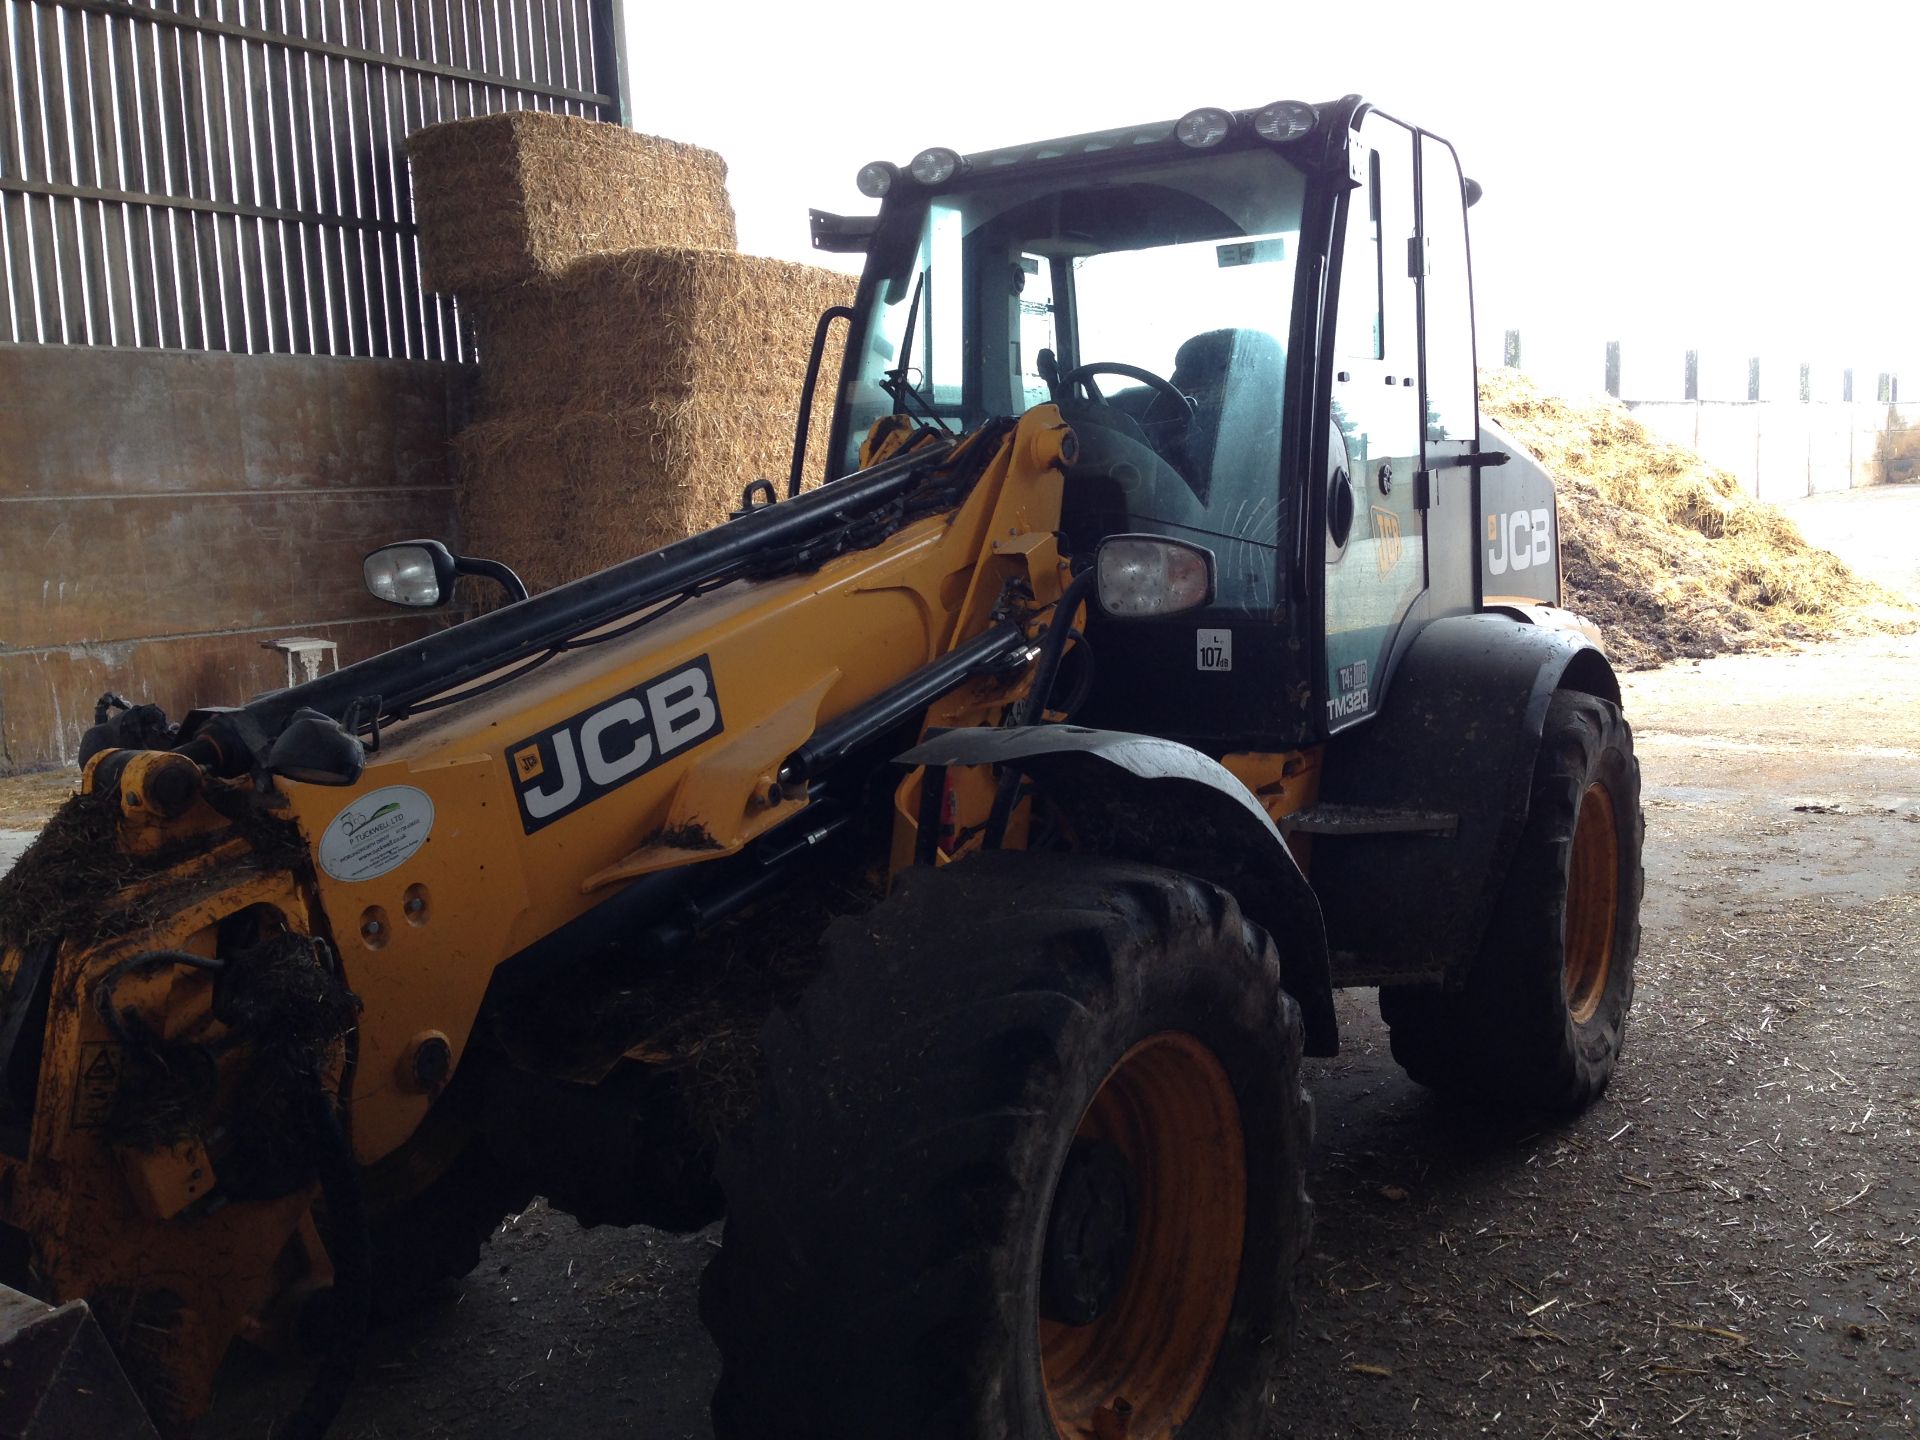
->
1755, 411, 1810, 504
1624, 397, 1919, 498
1626, 402, 1700, 456
0, 343, 475, 772
0, 347, 462, 497
0, 616, 456, 773
1690, 405, 1763, 495
0, 489, 465, 648
1806, 407, 1855, 496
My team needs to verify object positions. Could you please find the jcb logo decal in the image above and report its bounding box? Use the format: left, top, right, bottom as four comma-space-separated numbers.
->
1486, 508, 1552, 576
1369, 506, 1403, 578
508, 656, 724, 834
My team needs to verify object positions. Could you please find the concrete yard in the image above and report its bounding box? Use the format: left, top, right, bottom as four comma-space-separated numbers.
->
0, 832, 33, 878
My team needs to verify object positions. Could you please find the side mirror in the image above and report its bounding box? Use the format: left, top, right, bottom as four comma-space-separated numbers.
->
364, 539, 528, 609
1328, 467, 1355, 549
1095, 535, 1216, 619
1327, 415, 1356, 556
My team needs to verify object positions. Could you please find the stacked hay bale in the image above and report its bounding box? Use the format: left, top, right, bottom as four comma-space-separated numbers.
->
409, 113, 740, 291
408, 112, 855, 592
1479, 368, 1909, 668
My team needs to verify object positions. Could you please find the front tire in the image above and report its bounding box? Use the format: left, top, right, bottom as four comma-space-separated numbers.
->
701, 851, 1312, 1440
1381, 689, 1644, 1113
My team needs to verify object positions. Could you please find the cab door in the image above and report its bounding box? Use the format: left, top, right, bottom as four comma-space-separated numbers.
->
1323, 111, 1423, 733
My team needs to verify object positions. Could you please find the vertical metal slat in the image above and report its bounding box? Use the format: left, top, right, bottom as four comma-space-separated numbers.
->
327, 0, 370, 355
295, 0, 341, 352
358, 0, 396, 356
136, 6, 190, 347
410, 0, 439, 358
193, 0, 246, 351
271, 0, 313, 352
2, 0, 623, 360
210, 0, 257, 351
3, 1, 46, 342
119, 6, 163, 347
234, 0, 282, 351
25, 1, 74, 342
163, 7, 217, 347
88, 5, 143, 344
63, 3, 118, 344
312, 0, 356, 353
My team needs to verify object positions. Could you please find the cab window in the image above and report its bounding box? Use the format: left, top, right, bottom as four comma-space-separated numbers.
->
843, 148, 1308, 611
1418, 135, 1477, 443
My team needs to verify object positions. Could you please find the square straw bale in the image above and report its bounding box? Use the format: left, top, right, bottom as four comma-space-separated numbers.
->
454, 359, 846, 594
470, 248, 857, 418
408, 112, 736, 294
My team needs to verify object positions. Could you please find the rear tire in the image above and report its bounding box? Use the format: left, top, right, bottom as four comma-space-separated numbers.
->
1381, 689, 1644, 1114
701, 851, 1312, 1440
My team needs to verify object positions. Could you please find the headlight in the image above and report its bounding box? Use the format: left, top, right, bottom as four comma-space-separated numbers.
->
1095, 535, 1217, 618
909, 147, 962, 185
1253, 100, 1318, 144
1174, 107, 1234, 149
856, 160, 896, 198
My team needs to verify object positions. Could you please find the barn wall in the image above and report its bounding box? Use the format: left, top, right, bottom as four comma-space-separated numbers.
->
0, 340, 473, 770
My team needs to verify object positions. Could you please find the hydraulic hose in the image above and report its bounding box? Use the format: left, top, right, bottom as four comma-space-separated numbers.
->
279, 1076, 370, 1440
984, 567, 1100, 847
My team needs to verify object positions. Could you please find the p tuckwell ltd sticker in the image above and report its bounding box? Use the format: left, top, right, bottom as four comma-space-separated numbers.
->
319, 785, 435, 882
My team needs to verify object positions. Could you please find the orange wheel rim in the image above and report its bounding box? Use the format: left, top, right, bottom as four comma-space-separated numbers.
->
1039, 1031, 1245, 1439
1564, 782, 1619, 1025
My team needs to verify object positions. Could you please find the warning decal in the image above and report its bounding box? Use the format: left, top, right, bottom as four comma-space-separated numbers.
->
74, 1042, 123, 1129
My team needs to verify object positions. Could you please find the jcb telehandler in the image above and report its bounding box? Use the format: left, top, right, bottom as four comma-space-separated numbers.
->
0, 95, 1641, 1439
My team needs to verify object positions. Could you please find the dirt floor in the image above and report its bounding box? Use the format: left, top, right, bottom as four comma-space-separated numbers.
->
1285, 630, 1920, 1438
2, 489, 1914, 1439
0, 769, 78, 877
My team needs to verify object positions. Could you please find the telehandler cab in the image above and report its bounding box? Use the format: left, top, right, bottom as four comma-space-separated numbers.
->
0, 95, 1641, 1439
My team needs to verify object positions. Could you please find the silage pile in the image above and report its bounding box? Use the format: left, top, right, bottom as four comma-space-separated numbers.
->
1478, 368, 1904, 669
408, 113, 854, 592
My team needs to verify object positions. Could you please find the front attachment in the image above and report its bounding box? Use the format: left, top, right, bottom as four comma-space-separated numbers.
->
0, 759, 359, 1434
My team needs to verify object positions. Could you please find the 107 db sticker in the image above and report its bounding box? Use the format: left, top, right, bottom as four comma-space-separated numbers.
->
318, 785, 435, 882
1196, 628, 1233, 672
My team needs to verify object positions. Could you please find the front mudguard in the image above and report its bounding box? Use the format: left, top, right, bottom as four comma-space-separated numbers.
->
898, 726, 1338, 1056
1312, 612, 1621, 987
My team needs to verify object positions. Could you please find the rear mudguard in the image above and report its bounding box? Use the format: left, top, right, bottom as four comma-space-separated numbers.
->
898, 726, 1337, 1056
1311, 612, 1620, 987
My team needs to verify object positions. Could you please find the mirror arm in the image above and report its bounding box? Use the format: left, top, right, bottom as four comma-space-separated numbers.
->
453, 554, 529, 603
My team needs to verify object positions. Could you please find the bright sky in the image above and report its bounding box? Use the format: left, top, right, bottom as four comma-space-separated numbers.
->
625, 1, 1920, 403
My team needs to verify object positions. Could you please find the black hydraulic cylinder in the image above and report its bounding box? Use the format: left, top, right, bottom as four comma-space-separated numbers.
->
781, 623, 1029, 781
187, 436, 956, 753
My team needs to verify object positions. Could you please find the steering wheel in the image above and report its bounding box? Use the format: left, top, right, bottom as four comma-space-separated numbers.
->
1059, 360, 1190, 428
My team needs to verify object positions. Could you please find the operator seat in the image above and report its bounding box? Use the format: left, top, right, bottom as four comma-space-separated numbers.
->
1154, 328, 1286, 505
